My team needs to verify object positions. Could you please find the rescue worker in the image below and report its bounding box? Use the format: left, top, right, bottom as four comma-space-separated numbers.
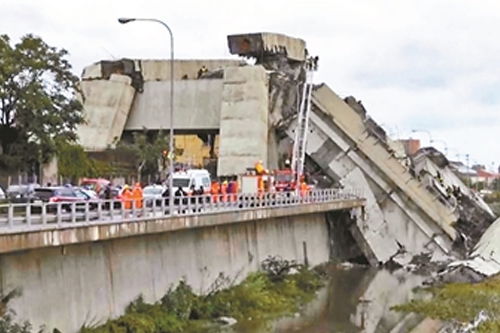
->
211, 180, 220, 203
255, 160, 266, 175
300, 181, 308, 197
221, 180, 228, 203
197, 65, 208, 78
174, 186, 187, 213
122, 185, 132, 210
232, 177, 239, 201
284, 159, 291, 169
257, 175, 264, 195
228, 178, 236, 202
132, 182, 143, 209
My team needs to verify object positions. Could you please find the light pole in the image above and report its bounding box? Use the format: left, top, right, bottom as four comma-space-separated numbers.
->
411, 129, 433, 146
430, 139, 448, 156
118, 17, 175, 214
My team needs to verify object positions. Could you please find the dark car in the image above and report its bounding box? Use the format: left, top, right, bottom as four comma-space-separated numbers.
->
6, 184, 39, 203
32, 187, 95, 212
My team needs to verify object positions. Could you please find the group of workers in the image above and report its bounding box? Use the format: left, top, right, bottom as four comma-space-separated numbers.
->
121, 183, 144, 209
96, 159, 310, 211
210, 177, 239, 203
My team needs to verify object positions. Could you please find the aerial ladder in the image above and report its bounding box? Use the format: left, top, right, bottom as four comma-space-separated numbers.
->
291, 56, 318, 191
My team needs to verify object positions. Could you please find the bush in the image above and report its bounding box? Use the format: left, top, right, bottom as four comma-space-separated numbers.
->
82, 257, 325, 333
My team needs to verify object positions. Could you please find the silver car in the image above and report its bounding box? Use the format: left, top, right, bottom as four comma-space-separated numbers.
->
143, 185, 167, 207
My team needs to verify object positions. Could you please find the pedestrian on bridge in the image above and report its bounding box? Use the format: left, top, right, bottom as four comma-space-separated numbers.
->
132, 183, 143, 209
211, 181, 220, 203
122, 185, 133, 210
221, 180, 228, 203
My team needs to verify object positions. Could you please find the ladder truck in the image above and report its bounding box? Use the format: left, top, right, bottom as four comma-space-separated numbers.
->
290, 56, 318, 192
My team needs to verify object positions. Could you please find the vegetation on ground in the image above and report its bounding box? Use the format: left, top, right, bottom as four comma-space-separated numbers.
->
392, 275, 500, 332
80, 257, 324, 333
57, 142, 112, 183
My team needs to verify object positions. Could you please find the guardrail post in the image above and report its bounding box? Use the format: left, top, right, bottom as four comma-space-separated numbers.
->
71, 202, 76, 223
97, 201, 103, 221
85, 201, 90, 223
161, 198, 166, 217
187, 196, 192, 214
57, 203, 62, 226
151, 199, 156, 217
142, 199, 147, 218
121, 201, 126, 220
110, 200, 115, 221
25, 204, 31, 226
8, 205, 14, 228
131, 201, 136, 219
41, 203, 47, 225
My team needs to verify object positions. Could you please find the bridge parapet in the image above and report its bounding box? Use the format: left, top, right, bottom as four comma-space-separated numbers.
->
0, 188, 364, 254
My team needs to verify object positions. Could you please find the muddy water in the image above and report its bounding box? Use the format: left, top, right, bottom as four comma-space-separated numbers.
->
248, 266, 426, 333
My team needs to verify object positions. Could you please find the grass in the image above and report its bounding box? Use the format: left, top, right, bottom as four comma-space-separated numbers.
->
392, 274, 500, 332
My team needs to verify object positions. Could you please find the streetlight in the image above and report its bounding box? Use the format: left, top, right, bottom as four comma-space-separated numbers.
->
411, 129, 433, 146
118, 17, 175, 214
430, 139, 448, 156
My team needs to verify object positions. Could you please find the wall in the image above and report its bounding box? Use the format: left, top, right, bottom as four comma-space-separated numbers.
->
77, 75, 136, 151
125, 79, 224, 131
1, 213, 331, 332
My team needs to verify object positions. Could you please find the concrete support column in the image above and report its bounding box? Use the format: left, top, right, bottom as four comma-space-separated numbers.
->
217, 66, 269, 176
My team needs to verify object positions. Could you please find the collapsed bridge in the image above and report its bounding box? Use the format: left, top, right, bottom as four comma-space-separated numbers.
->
77, 32, 495, 265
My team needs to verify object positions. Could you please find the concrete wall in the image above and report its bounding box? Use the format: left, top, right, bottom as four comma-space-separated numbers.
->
78, 59, 244, 151
217, 66, 269, 176
125, 79, 223, 131
77, 75, 136, 151
2, 213, 331, 332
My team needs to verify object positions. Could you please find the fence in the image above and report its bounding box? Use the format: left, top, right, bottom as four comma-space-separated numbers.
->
0, 188, 363, 232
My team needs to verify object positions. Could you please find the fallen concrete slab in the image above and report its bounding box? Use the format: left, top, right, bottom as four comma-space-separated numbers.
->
447, 217, 500, 278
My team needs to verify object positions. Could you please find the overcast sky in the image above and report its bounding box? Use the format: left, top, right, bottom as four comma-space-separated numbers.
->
1, 0, 499, 169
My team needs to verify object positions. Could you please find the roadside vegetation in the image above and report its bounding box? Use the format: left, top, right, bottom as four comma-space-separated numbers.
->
392, 274, 500, 332
80, 257, 324, 333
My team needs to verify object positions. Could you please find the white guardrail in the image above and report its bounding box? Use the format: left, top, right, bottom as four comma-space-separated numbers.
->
0, 188, 363, 231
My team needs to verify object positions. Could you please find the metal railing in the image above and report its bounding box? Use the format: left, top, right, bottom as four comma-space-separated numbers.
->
0, 188, 363, 232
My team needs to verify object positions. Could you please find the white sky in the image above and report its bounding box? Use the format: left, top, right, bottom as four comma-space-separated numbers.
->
1, 0, 499, 169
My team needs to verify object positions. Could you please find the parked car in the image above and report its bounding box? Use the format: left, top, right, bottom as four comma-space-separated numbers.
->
0, 186, 5, 200
6, 184, 39, 203
171, 169, 211, 195
80, 178, 110, 196
143, 185, 167, 207
32, 187, 95, 212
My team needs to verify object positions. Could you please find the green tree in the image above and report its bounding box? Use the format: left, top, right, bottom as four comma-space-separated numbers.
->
0, 34, 83, 171
115, 130, 170, 182
57, 142, 113, 183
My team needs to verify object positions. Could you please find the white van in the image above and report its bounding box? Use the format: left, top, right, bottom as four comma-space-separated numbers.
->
171, 169, 211, 195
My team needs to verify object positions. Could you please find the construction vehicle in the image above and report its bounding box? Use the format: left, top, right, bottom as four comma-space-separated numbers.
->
290, 56, 317, 192
274, 169, 296, 192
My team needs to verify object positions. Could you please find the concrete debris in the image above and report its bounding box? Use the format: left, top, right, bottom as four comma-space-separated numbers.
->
443, 217, 500, 280
217, 316, 238, 326
411, 147, 496, 254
